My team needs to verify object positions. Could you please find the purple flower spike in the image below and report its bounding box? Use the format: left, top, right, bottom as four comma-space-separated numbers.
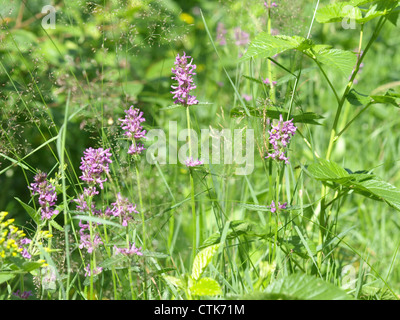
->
110, 193, 139, 227
79, 147, 112, 189
119, 106, 147, 155
171, 52, 198, 106
119, 106, 147, 140
29, 171, 59, 220
266, 114, 297, 164
128, 143, 146, 155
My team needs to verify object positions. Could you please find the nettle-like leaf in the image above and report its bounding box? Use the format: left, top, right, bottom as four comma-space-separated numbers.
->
230, 106, 325, 125
308, 46, 358, 76
191, 244, 220, 281
347, 89, 400, 107
190, 277, 222, 296
306, 159, 400, 212
262, 273, 352, 300
316, 2, 363, 23
230, 273, 352, 300
316, 0, 399, 24
240, 34, 312, 61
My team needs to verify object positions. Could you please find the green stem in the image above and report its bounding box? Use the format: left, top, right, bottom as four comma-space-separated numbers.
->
186, 106, 197, 263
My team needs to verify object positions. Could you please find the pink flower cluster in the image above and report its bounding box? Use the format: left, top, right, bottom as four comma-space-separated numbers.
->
119, 106, 147, 155
171, 52, 198, 106
114, 242, 143, 256
269, 200, 287, 213
108, 193, 139, 227
79, 147, 112, 190
266, 114, 297, 164
29, 171, 59, 220
185, 157, 203, 167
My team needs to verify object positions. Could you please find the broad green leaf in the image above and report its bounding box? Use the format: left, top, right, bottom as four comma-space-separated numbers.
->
230, 106, 324, 125
240, 34, 311, 61
347, 89, 399, 107
316, 0, 398, 24
307, 159, 350, 182
190, 277, 222, 296
0, 272, 15, 284
346, 89, 372, 106
163, 275, 184, 289
353, 178, 400, 212
316, 2, 362, 23
306, 160, 400, 212
240, 273, 353, 300
191, 244, 220, 281
14, 197, 41, 225
312, 47, 357, 76
49, 219, 64, 232
22, 261, 44, 272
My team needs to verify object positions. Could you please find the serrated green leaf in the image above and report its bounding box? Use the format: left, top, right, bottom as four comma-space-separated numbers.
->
190, 277, 222, 296
312, 47, 357, 76
307, 159, 350, 182
306, 160, 400, 212
316, 2, 362, 23
191, 244, 220, 281
353, 178, 400, 212
238, 273, 353, 300
230, 106, 324, 125
347, 89, 399, 107
240, 34, 311, 61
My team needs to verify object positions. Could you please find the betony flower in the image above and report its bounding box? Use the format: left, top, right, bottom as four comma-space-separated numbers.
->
13, 290, 33, 300
84, 264, 103, 277
78, 220, 103, 253
114, 243, 143, 256
109, 193, 139, 227
171, 52, 198, 106
185, 157, 203, 167
79, 147, 112, 189
119, 106, 147, 155
29, 171, 59, 220
266, 114, 297, 164
269, 200, 287, 213
128, 142, 145, 155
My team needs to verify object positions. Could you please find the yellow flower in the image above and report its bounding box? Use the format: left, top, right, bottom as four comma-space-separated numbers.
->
179, 13, 194, 24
